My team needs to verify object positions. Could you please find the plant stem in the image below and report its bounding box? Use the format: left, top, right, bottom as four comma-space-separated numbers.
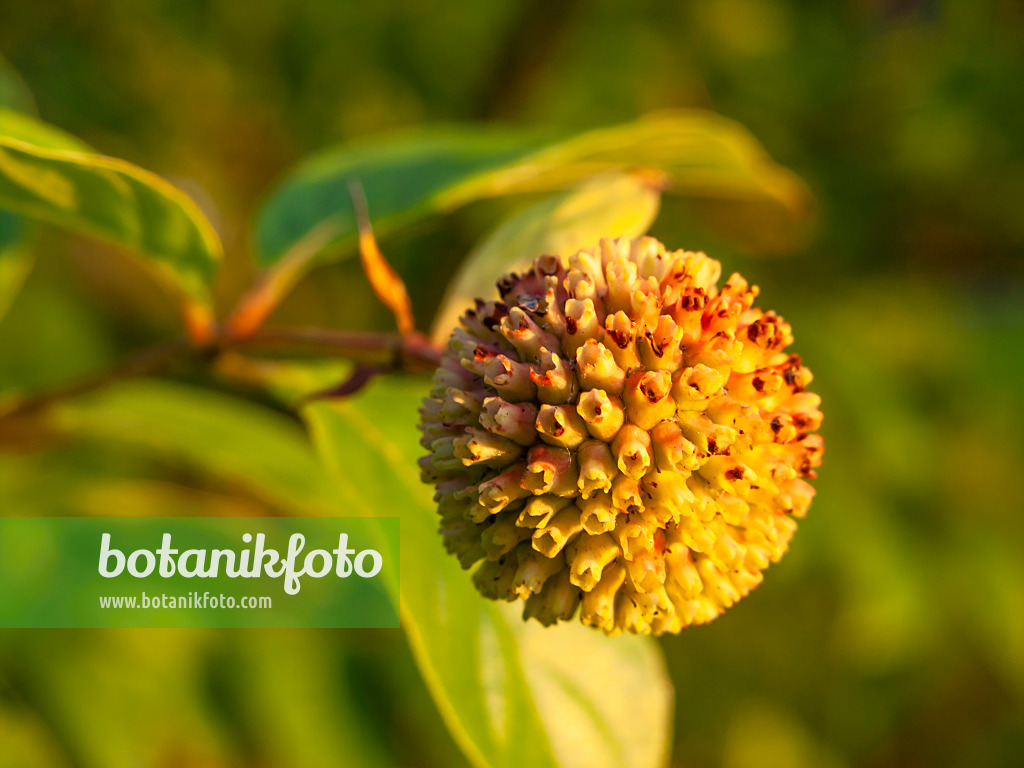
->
229, 327, 402, 364
0, 327, 442, 424
0, 338, 194, 421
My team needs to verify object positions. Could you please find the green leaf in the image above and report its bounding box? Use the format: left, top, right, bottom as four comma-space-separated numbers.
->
254, 110, 810, 297
1, 630, 231, 768
502, 603, 673, 768
0, 109, 90, 153
0, 56, 34, 114
42, 382, 396, 768
256, 129, 541, 267
431, 171, 660, 342
57, 379, 674, 768
0, 111, 91, 322
0, 226, 32, 321
0, 700, 69, 768
223, 631, 393, 768
0, 68, 87, 323
305, 377, 674, 768
53, 382, 355, 523
0, 207, 24, 251
0, 132, 223, 306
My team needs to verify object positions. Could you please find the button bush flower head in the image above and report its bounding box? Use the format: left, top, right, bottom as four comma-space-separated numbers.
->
419, 237, 823, 635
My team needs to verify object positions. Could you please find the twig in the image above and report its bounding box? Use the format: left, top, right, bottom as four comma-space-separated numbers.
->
0, 326, 443, 427
0, 338, 194, 422
228, 327, 403, 365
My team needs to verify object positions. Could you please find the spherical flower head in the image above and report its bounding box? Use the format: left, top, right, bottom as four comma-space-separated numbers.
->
418, 237, 824, 635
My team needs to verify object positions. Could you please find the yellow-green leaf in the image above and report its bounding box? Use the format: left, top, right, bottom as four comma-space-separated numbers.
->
0, 134, 223, 306
431, 171, 661, 343
0, 109, 90, 153
0, 56, 34, 114
253, 110, 810, 315
0, 109, 90, 322
0, 230, 31, 321
305, 377, 674, 768
56, 379, 674, 768
504, 603, 673, 768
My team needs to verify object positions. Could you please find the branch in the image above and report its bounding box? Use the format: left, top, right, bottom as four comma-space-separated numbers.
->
0, 338, 194, 422
0, 327, 443, 427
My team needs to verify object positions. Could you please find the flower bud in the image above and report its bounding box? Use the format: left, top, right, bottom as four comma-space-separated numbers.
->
517, 494, 573, 529
563, 298, 602, 356
613, 513, 656, 560
638, 315, 684, 371
576, 389, 625, 442
479, 397, 539, 446
565, 532, 621, 591
578, 491, 618, 535
523, 569, 580, 626
676, 411, 736, 456
575, 339, 625, 394
473, 554, 519, 601
610, 473, 642, 513
576, 439, 618, 498
453, 429, 523, 468
603, 311, 642, 371
533, 504, 584, 558
482, 515, 531, 560
604, 255, 639, 316
672, 365, 726, 411
611, 424, 653, 480
650, 421, 699, 473
476, 462, 531, 515
522, 444, 579, 496
512, 545, 564, 598
580, 562, 627, 632
460, 299, 508, 342
729, 368, 785, 403
530, 348, 576, 404
500, 306, 560, 361
625, 547, 666, 594
484, 355, 536, 402
623, 370, 675, 430
629, 278, 662, 326
535, 404, 589, 449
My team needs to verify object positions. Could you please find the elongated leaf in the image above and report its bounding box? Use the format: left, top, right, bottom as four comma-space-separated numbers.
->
504, 604, 673, 768
256, 129, 541, 266
57, 379, 673, 768
0, 96, 87, 325
0, 700, 69, 768
1, 631, 230, 768
431, 171, 660, 343
44, 383, 396, 768
0, 109, 90, 153
250, 111, 810, 322
306, 377, 674, 768
0, 225, 32, 321
0, 56, 34, 114
54, 382, 355, 522
0, 107, 90, 322
224, 632, 393, 768
0, 134, 223, 306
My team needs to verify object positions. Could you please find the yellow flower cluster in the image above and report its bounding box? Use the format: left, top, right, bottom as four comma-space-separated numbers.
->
419, 237, 823, 635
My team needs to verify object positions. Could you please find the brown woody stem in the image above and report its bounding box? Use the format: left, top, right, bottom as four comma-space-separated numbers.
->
0, 327, 442, 424
0, 338, 195, 422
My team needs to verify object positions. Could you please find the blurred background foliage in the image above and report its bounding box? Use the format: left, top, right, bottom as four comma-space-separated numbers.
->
0, 0, 1022, 766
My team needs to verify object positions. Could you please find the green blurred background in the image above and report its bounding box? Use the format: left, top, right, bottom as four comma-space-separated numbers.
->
1, 0, 1022, 766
